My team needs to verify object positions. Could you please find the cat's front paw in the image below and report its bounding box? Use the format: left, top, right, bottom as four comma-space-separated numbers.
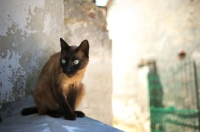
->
64, 113, 76, 120
75, 111, 85, 117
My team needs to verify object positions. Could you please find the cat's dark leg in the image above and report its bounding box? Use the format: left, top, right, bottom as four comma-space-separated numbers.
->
46, 110, 61, 118
68, 87, 85, 118
67, 88, 78, 111
53, 87, 76, 120
58, 95, 76, 120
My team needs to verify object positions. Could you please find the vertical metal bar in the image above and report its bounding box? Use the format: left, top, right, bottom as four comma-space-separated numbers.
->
193, 61, 200, 132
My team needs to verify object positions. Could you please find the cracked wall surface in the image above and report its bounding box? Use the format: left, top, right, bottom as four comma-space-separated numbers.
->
0, 0, 63, 107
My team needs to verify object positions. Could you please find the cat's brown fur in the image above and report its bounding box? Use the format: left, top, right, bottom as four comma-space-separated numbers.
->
21, 38, 89, 120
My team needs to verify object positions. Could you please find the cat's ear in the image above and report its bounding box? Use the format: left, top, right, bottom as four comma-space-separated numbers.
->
60, 38, 69, 50
76, 40, 89, 57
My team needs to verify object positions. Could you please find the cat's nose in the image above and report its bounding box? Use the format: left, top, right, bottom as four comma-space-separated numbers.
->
67, 67, 71, 72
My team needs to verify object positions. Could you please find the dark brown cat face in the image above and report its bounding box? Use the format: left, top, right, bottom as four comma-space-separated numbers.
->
59, 38, 89, 78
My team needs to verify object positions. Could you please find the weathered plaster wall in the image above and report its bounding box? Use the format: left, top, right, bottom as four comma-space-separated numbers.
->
64, 0, 112, 125
107, 0, 200, 131
0, 0, 63, 108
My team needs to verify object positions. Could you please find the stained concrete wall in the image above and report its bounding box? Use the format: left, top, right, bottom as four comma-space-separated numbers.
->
64, 0, 113, 125
0, 0, 63, 110
107, 0, 200, 131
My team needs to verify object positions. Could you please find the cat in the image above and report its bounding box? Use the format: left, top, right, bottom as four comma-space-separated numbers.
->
21, 38, 89, 120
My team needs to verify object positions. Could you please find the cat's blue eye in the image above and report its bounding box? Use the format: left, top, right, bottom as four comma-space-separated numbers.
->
62, 59, 66, 64
74, 60, 79, 65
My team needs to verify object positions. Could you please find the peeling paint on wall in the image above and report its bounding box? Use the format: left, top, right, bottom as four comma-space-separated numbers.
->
0, 50, 25, 103
0, 0, 63, 106
0, 0, 45, 36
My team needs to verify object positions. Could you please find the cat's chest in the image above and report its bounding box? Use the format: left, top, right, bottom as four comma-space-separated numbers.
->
58, 71, 83, 92
61, 77, 81, 91
62, 81, 79, 89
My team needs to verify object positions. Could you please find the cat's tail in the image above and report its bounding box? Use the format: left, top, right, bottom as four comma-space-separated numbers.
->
21, 107, 38, 115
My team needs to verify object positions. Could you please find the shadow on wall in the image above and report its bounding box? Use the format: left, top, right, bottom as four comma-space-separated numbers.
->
147, 61, 163, 108
146, 61, 164, 131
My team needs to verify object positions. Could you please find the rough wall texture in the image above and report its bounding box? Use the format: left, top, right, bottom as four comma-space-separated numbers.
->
64, 0, 112, 125
0, 0, 63, 110
107, 0, 200, 131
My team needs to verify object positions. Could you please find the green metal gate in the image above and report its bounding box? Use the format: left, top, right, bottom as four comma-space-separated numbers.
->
148, 59, 200, 132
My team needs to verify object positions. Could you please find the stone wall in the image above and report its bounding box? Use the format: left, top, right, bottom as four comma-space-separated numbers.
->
107, 0, 200, 131
64, 0, 113, 125
0, 0, 63, 117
